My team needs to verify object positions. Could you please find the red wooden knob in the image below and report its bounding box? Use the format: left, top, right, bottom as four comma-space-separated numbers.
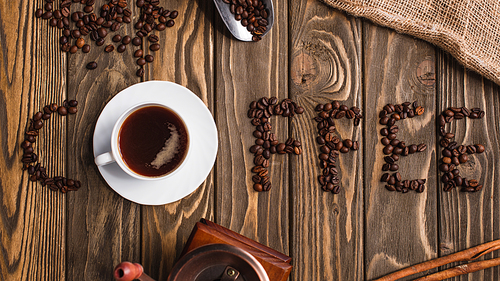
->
114, 262, 144, 281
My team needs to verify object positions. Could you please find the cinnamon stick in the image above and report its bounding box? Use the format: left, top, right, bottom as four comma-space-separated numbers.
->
413, 257, 500, 281
373, 239, 500, 281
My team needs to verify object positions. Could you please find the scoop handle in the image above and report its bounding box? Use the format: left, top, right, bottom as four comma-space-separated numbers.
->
114, 262, 156, 281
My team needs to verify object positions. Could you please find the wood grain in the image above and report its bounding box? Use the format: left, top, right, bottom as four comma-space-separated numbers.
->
363, 23, 438, 280
437, 50, 500, 280
141, 0, 215, 280
215, 0, 290, 259
0, 1, 67, 280
3, 1, 500, 280
289, 1, 363, 280
66, 1, 141, 280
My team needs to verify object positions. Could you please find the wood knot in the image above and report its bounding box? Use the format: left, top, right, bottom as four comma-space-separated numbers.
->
291, 51, 317, 86
416, 59, 435, 86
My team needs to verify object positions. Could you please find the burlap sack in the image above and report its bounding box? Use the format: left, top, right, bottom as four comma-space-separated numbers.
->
320, 0, 500, 86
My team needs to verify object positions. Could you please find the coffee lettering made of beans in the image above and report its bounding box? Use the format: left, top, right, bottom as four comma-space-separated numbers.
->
378, 101, 427, 193
247, 99, 487, 196
438, 107, 485, 192
248, 97, 304, 192
314, 101, 362, 194
21, 101, 81, 193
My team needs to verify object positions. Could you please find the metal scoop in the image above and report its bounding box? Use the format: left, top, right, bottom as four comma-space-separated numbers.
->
213, 0, 274, 41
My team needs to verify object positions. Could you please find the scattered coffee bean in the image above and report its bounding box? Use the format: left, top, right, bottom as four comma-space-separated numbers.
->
132, 36, 142, 46
86, 61, 98, 70
122, 35, 131, 45
149, 43, 160, 51
113, 34, 122, 42
117, 44, 126, 53
35, 1, 179, 74
82, 44, 91, 53
136, 68, 144, 77
104, 44, 114, 52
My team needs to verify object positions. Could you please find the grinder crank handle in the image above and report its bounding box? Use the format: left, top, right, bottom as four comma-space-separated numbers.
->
114, 262, 156, 281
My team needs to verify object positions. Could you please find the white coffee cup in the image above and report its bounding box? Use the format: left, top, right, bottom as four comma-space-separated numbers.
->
94, 102, 192, 181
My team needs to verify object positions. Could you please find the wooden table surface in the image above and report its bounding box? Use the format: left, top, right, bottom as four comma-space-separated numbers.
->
2, 0, 500, 280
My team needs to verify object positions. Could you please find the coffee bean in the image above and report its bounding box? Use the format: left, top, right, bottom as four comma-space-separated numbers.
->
82, 44, 91, 53
380, 137, 390, 146
86, 61, 97, 69
387, 133, 396, 140
439, 163, 449, 172
117, 44, 126, 53
145, 54, 154, 62
42, 11, 53, 19
253, 183, 263, 192
389, 164, 399, 171
58, 106, 68, 116
35, 9, 44, 18
343, 139, 353, 148
409, 144, 418, 154
112, 34, 122, 42
105, 44, 114, 52
76, 38, 85, 48
149, 43, 160, 51
34, 111, 43, 121
136, 68, 144, 77
459, 154, 468, 163
381, 173, 390, 182
351, 141, 359, 150
466, 145, 476, 154
148, 34, 159, 42
475, 144, 485, 153
132, 37, 142, 46
111, 22, 120, 31
134, 49, 144, 58
121, 35, 131, 45
69, 45, 78, 54
96, 38, 105, 46
383, 145, 393, 155
442, 156, 451, 164
33, 120, 43, 130
385, 185, 396, 191
417, 143, 427, 152
169, 10, 178, 19
95, 27, 106, 38
68, 107, 77, 114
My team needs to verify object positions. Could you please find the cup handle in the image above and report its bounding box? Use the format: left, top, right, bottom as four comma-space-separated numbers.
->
95, 152, 116, 166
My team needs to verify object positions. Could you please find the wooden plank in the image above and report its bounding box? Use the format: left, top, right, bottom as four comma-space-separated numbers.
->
437, 51, 500, 280
140, 0, 215, 280
0, 1, 67, 280
363, 23, 438, 279
289, 1, 363, 280
66, 0, 142, 279
214, 0, 289, 260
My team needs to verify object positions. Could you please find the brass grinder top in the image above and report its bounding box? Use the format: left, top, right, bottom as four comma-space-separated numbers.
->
167, 244, 269, 281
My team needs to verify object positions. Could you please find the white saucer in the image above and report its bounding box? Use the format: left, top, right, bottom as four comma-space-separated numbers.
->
93, 81, 218, 205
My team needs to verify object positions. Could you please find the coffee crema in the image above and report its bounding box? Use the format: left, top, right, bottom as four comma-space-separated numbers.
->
118, 106, 188, 177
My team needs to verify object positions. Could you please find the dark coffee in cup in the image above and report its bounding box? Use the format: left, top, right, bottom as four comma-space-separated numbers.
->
118, 105, 189, 177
